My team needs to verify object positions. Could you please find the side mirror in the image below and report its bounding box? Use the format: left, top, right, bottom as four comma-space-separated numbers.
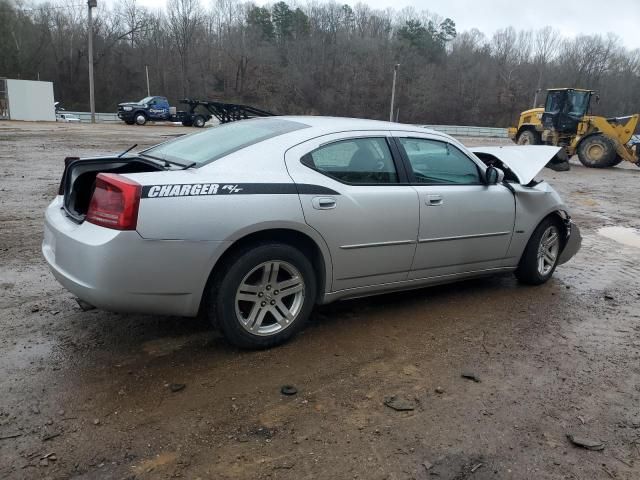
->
485, 166, 504, 185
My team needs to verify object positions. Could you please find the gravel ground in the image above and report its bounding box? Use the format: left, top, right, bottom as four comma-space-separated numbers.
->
1, 121, 639, 480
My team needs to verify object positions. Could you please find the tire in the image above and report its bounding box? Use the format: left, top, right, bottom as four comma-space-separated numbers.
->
209, 243, 317, 349
517, 129, 540, 145
192, 115, 206, 128
610, 156, 624, 167
515, 217, 563, 285
181, 119, 193, 127
124, 119, 135, 125
134, 112, 147, 126
577, 134, 618, 168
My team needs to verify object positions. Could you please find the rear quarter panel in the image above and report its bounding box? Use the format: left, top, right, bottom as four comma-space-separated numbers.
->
130, 141, 306, 241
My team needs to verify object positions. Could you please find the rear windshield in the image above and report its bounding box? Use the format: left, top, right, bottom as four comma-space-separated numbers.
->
141, 118, 308, 166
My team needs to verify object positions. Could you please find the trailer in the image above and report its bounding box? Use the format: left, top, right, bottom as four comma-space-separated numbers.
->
184, 99, 275, 124
117, 96, 274, 127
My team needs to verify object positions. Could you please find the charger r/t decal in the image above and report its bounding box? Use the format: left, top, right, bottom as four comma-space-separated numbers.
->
141, 183, 339, 198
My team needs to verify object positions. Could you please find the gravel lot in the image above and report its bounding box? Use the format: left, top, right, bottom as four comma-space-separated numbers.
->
1, 121, 639, 479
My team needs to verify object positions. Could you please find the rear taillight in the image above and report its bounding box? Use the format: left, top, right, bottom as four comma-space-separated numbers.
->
86, 173, 141, 230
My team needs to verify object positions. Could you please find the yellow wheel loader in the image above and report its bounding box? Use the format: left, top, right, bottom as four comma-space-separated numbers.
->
508, 88, 640, 169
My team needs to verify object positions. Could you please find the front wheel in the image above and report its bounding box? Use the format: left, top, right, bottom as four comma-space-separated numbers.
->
134, 112, 147, 126
515, 217, 563, 285
209, 243, 317, 349
577, 134, 618, 168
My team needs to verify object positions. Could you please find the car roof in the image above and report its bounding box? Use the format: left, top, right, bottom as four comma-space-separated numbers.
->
256, 115, 443, 137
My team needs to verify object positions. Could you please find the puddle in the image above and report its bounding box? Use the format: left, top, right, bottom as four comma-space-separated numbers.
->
598, 226, 640, 249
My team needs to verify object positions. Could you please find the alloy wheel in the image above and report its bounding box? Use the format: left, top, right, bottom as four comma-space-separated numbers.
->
235, 260, 305, 336
537, 225, 560, 276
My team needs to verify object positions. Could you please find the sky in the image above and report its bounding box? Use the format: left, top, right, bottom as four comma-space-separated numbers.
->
128, 0, 640, 50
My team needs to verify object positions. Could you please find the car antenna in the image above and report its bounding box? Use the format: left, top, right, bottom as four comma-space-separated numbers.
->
117, 144, 138, 158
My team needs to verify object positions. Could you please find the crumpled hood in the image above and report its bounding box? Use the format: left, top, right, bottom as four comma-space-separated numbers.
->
470, 145, 561, 184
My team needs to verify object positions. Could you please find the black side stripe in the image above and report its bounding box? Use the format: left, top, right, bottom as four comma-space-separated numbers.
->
141, 183, 339, 198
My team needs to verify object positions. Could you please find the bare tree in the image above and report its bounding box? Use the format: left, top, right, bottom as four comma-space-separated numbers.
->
1, 0, 638, 123
167, 0, 203, 96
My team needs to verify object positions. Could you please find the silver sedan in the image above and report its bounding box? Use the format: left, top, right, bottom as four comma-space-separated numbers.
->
43, 117, 580, 348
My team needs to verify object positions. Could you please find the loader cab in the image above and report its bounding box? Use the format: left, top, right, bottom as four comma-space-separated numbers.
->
541, 88, 594, 134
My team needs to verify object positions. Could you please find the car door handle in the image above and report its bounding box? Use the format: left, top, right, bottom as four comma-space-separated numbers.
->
312, 197, 337, 210
426, 194, 443, 206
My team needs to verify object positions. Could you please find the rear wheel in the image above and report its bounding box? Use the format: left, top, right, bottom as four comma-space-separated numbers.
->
515, 217, 563, 285
192, 115, 206, 128
134, 112, 147, 126
209, 243, 317, 349
577, 134, 618, 168
517, 129, 540, 145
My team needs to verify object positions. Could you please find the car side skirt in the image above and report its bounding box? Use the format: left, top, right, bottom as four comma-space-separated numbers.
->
319, 266, 516, 304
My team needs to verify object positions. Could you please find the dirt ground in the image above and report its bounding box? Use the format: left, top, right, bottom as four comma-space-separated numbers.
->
1, 121, 639, 480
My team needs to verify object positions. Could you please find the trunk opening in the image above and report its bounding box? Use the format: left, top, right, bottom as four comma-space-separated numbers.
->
62, 157, 163, 223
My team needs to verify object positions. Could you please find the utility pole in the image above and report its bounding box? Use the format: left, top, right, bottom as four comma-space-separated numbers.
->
87, 0, 97, 123
389, 64, 400, 122
532, 88, 542, 109
145, 65, 150, 97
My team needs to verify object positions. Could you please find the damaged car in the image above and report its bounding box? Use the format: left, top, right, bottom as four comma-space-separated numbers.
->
43, 117, 581, 349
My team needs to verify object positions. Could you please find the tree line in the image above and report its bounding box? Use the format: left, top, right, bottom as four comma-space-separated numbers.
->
1, 0, 639, 126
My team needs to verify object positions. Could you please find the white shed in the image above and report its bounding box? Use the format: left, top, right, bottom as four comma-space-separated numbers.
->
0, 79, 55, 122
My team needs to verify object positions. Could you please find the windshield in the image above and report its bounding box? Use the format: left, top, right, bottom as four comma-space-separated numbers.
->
566, 91, 591, 117
138, 96, 154, 104
141, 118, 309, 166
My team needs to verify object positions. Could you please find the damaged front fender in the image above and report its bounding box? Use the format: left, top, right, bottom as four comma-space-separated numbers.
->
558, 220, 582, 265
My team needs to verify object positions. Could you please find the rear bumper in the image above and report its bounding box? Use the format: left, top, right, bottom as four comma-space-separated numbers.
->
558, 222, 581, 265
42, 197, 228, 317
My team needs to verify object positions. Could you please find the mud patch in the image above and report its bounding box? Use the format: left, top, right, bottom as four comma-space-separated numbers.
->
142, 334, 202, 356
131, 451, 177, 475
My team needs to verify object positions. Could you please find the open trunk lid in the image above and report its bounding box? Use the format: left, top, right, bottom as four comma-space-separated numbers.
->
60, 157, 163, 223
470, 145, 561, 184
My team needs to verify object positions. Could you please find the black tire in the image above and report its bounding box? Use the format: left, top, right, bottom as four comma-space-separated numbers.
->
181, 119, 193, 127
134, 112, 147, 126
209, 243, 317, 349
610, 155, 624, 167
192, 115, 206, 128
517, 129, 541, 145
515, 217, 564, 285
577, 134, 618, 168
124, 119, 135, 125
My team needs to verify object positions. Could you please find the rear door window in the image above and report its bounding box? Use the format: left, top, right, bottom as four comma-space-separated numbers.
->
301, 137, 398, 184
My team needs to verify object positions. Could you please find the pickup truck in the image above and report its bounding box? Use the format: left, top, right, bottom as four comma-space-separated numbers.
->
117, 96, 211, 127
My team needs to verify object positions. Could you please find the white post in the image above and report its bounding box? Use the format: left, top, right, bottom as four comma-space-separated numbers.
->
88, 0, 97, 123
389, 64, 399, 122
145, 65, 150, 97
